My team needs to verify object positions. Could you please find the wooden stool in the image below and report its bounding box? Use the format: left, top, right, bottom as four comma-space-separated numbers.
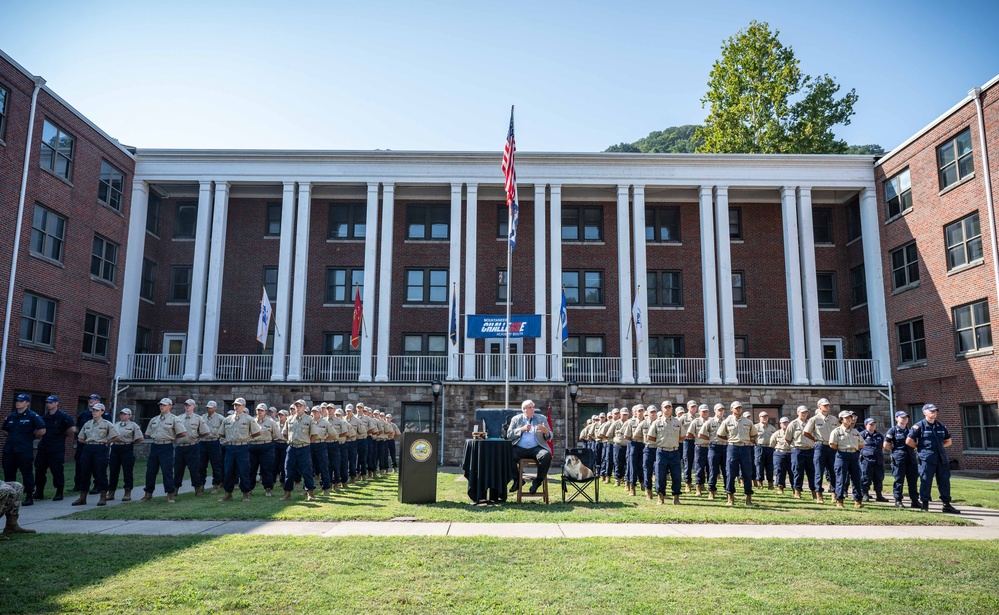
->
515, 458, 550, 504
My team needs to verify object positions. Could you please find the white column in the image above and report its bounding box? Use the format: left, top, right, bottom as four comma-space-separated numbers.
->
859, 187, 892, 385
462, 184, 478, 381
286, 182, 311, 381
359, 182, 380, 382
616, 185, 635, 384
549, 184, 563, 380
184, 181, 213, 380
447, 183, 462, 381
533, 184, 548, 381
115, 180, 149, 378
631, 185, 650, 384
797, 187, 825, 385
199, 181, 229, 380
714, 187, 737, 385
699, 187, 721, 385
270, 181, 296, 381
781, 186, 809, 385
375, 184, 395, 382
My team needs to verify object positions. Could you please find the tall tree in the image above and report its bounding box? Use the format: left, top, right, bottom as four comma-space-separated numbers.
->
604, 125, 703, 153
696, 21, 858, 154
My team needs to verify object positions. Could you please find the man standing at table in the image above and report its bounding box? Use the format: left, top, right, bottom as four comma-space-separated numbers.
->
506, 399, 552, 495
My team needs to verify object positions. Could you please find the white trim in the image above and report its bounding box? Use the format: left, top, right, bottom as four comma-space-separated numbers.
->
781, 186, 808, 386
375, 184, 395, 382
184, 181, 213, 380
549, 185, 564, 380
797, 187, 825, 386
714, 187, 737, 384
199, 182, 229, 380
271, 181, 297, 381
632, 185, 650, 384
286, 182, 311, 381
462, 185, 478, 381
699, 186, 721, 385
534, 184, 548, 381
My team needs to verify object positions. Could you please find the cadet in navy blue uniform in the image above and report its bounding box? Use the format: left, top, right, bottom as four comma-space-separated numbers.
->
34, 395, 76, 501
906, 404, 961, 514
2, 394, 46, 506
859, 418, 889, 503
883, 410, 920, 508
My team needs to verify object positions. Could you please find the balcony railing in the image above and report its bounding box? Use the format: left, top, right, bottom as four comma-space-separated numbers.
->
388, 355, 448, 382
301, 355, 361, 382
457, 353, 550, 381
736, 358, 794, 386
214, 354, 274, 381
649, 358, 708, 385
126, 353, 187, 381
821, 359, 880, 386
562, 356, 622, 384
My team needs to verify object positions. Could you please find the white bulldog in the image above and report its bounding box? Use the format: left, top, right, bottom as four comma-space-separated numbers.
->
563, 455, 594, 480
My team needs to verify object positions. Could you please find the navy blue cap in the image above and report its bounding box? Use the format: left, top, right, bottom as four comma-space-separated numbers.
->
895, 411, 908, 418
15, 393, 30, 402
88, 394, 101, 400
46, 395, 59, 403
864, 418, 875, 425
922, 403, 938, 412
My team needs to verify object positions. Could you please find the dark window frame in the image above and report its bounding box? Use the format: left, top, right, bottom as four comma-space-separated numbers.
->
885, 168, 912, 219
944, 212, 983, 271
82, 311, 112, 359
263, 266, 278, 300
0, 84, 8, 141
135, 326, 151, 355
19, 293, 56, 348
812, 207, 834, 244
169, 265, 193, 303
734, 335, 749, 358
30, 203, 66, 263
816, 271, 838, 308
405, 204, 449, 240
897, 318, 926, 365
937, 128, 974, 190
97, 160, 125, 211
562, 270, 605, 306
647, 270, 682, 307
404, 268, 448, 304
953, 299, 992, 355
846, 198, 862, 241
497, 269, 507, 303
732, 271, 746, 306
90, 234, 119, 283
962, 403, 999, 451
328, 203, 367, 240
323, 332, 361, 355
40, 119, 74, 180
729, 207, 743, 240
850, 264, 867, 307
497, 205, 509, 239
402, 333, 448, 356
855, 331, 872, 360
563, 205, 604, 242
644, 206, 680, 243
649, 335, 685, 358
890, 241, 919, 289
146, 194, 161, 236
325, 267, 364, 304
174, 202, 197, 239
265, 202, 282, 236
563, 335, 606, 358
140, 259, 156, 301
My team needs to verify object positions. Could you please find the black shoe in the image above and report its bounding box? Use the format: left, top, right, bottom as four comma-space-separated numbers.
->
529, 483, 539, 495
919, 503, 929, 512
52, 490, 64, 502
911, 500, 922, 509
876, 494, 889, 503
894, 500, 903, 508
941, 503, 961, 514
22, 496, 34, 507
33, 491, 45, 500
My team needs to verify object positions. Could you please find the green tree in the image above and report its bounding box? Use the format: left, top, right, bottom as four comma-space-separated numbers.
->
605, 142, 641, 153
604, 125, 704, 153
844, 143, 885, 155
695, 21, 858, 154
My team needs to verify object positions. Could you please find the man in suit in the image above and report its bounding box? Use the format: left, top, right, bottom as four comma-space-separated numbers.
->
506, 399, 553, 494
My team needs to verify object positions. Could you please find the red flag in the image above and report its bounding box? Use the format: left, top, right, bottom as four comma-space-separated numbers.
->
350, 286, 362, 349
546, 404, 554, 453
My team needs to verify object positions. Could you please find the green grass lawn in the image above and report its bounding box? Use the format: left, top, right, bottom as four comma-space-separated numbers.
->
62, 470, 982, 525
1, 534, 997, 614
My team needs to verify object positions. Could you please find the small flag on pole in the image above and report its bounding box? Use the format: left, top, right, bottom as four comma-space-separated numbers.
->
632, 287, 645, 347
350, 285, 362, 349
559, 288, 569, 349
449, 285, 458, 346
501, 106, 519, 250
256, 286, 272, 344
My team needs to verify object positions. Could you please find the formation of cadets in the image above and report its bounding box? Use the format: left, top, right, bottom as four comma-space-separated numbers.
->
0, 392, 401, 507
577, 397, 962, 514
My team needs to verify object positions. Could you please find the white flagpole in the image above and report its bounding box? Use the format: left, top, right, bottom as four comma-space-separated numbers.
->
505, 207, 512, 413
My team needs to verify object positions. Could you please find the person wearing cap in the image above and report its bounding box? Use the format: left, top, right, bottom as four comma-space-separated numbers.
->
611, 407, 630, 487
687, 404, 711, 496
310, 406, 334, 496
595, 412, 610, 481
366, 406, 382, 479
506, 399, 553, 494
377, 411, 392, 475
141, 398, 188, 503
354, 404, 371, 481
72, 403, 120, 507
770, 417, 793, 494
73, 394, 108, 495
803, 398, 839, 504
717, 401, 758, 506
0, 480, 37, 540
697, 403, 726, 500
198, 401, 225, 495
174, 399, 211, 498
34, 395, 75, 501
622, 405, 645, 497
342, 405, 360, 483
249, 403, 282, 496
785, 405, 817, 499
108, 408, 143, 502
753, 411, 776, 490
640, 406, 659, 500
282, 400, 318, 501
326, 407, 347, 489
219, 398, 261, 501
906, 404, 960, 514
598, 409, 617, 482
647, 401, 683, 505
274, 409, 290, 486
2, 393, 46, 507
859, 418, 888, 503
386, 413, 401, 472
884, 410, 920, 508
680, 400, 697, 493
828, 410, 866, 509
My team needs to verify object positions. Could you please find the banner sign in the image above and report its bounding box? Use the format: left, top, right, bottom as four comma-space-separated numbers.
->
467, 314, 542, 338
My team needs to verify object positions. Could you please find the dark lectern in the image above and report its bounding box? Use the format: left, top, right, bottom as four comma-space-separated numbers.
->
398, 432, 438, 504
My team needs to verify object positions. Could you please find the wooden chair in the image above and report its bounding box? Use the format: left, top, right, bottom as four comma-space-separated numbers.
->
515, 458, 550, 504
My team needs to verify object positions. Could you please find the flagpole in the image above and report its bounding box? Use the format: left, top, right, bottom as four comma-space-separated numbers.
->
504, 207, 512, 413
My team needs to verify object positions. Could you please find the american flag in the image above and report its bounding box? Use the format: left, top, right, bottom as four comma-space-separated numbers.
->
501, 106, 519, 250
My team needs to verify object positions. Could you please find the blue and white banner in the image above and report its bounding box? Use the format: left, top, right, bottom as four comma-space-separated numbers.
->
466, 314, 542, 338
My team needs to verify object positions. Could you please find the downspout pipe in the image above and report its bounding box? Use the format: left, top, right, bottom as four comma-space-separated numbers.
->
969, 87, 999, 304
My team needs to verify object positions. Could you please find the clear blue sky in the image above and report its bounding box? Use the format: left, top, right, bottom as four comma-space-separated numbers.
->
3, 0, 997, 153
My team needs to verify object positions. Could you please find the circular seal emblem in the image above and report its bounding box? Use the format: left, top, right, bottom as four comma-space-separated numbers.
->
409, 438, 433, 462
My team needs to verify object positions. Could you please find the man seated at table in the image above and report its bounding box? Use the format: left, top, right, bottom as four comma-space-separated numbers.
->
506, 399, 552, 494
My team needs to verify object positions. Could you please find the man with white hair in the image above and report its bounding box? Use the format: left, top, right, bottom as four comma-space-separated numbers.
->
506, 399, 553, 494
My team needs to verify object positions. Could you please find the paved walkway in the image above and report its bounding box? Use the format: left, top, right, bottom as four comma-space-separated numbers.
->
18, 481, 999, 540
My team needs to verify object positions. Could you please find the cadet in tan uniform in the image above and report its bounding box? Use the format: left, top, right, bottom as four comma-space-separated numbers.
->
754, 411, 777, 489
680, 400, 697, 492
330, 408, 350, 488
622, 405, 645, 496
688, 404, 711, 496
829, 410, 865, 509
647, 402, 683, 504
282, 400, 318, 501
803, 398, 840, 503
219, 398, 261, 501
386, 413, 401, 471
108, 408, 143, 501
771, 417, 792, 494
310, 406, 334, 495
697, 403, 726, 499
344, 405, 361, 482
72, 403, 120, 506
717, 401, 758, 506
785, 405, 816, 499
355, 405, 371, 481
598, 411, 615, 481
199, 400, 225, 494
640, 406, 658, 499
174, 399, 210, 497
274, 409, 289, 486
141, 398, 187, 503
611, 407, 629, 486
249, 403, 282, 496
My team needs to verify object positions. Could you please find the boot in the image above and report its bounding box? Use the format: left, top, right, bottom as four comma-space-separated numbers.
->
810, 490, 817, 500
726, 493, 735, 507
305, 489, 316, 502
167, 493, 177, 503
71, 493, 87, 506
22, 495, 33, 507
745, 494, 754, 506
854, 500, 864, 509
657, 494, 665, 505
768, 481, 774, 490
708, 490, 716, 501
97, 491, 107, 507
816, 492, 824, 504
139, 492, 152, 502
615, 478, 622, 487
894, 499, 903, 508
835, 499, 844, 509
219, 492, 233, 501
280, 491, 292, 501
122, 489, 132, 502
3, 513, 36, 536
876, 492, 889, 503
323, 489, 330, 497
645, 489, 653, 500
793, 489, 802, 499
776, 486, 784, 495
211, 486, 219, 495
106, 490, 116, 501
52, 488, 64, 502
242, 492, 250, 502
685, 482, 692, 493
911, 499, 922, 509
941, 503, 962, 514
695, 484, 703, 497
350, 476, 357, 484
673, 494, 681, 506
265, 489, 273, 497
33, 488, 45, 500
629, 484, 636, 497
195, 486, 205, 496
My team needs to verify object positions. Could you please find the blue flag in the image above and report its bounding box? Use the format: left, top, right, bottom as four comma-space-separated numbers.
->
449, 287, 458, 346
559, 288, 568, 349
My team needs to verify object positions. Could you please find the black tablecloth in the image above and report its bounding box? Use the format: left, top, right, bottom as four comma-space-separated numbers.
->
462, 438, 513, 503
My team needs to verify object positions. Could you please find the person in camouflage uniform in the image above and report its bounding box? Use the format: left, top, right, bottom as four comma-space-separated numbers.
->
0, 480, 37, 540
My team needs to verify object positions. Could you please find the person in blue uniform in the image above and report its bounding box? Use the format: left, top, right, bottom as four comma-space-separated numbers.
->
2, 394, 46, 506
906, 404, 961, 514
883, 410, 920, 508
859, 418, 888, 502
34, 395, 76, 501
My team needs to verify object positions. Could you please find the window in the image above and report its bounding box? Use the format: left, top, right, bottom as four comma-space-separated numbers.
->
0, 85, 7, 140
649, 335, 684, 358
732, 271, 746, 305
645, 206, 679, 243
729, 207, 742, 240
82, 312, 111, 359
953, 299, 992, 354
562, 271, 604, 305
135, 326, 151, 355
885, 169, 912, 219
734, 336, 748, 358
816, 272, 838, 308
563, 206, 604, 241
945, 212, 983, 270
850, 265, 867, 307
169, 266, 192, 303
564, 335, 605, 357
98, 161, 124, 211
140, 259, 156, 301
406, 204, 448, 240
174, 202, 197, 238
146, 194, 161, 236
323, 333, 360, 355
20, 293, 56, 347
325, 268, 364, 303
265, 203, 282, 236
897, 318, 926, 365
329, 203, 366, 239
497, 205, 508, 239
30, 204, 65, 262
855, 332, 872, 360
937, 128, 974, 189
403, 334, 447, 355
812, 207, 833, 244
890, 242, 919, 289
90, 235, 118, 283
647, 271, 682, 307
405, 269, 448, 304
401, 402, 433, 433
263, 266, 278, 300
497, 269, 507, 302
846, 198, 862, 241
962, 403, 999, 451
40, 120, 74, 180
